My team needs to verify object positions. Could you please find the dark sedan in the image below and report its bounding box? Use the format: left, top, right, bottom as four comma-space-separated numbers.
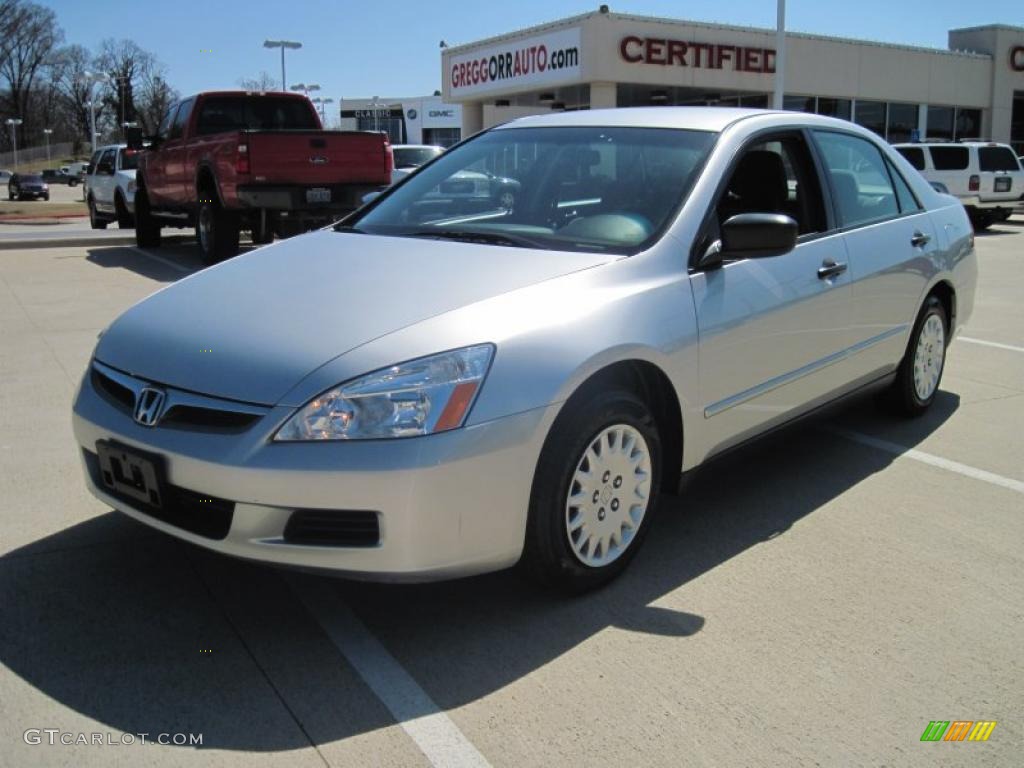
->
8, 173, 50, 201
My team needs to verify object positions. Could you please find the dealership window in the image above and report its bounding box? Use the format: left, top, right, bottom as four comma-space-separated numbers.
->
929, 146, 969, 171
423, 128, 460, 148
739, 94, 769, 109
954, 108, 982, 141
926, 106, 954, 141
886, 103, 918, 144
783, 95, 815, 113
854, 100, 886, 138
1012, 92, 1024, 156
816, 99, 852, 121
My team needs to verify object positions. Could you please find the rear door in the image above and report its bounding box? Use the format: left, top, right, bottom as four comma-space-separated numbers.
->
812, 129, 939, 377
691, 130, 854, 449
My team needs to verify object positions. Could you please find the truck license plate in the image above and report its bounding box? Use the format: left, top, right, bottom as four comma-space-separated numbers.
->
306, 187, 331, 203
994, 177, 1011, 192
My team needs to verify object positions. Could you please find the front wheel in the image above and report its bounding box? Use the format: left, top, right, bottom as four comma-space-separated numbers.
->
134, 190, 162, 248
115, 193, 134, 228
88, 197, 107, 230
886, 296, 948, 417
521, 388, 662, 592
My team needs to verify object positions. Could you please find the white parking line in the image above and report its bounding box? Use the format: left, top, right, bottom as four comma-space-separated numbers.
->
959, 337, 1024, 354
829, 427, 1024, 495
128, 246, 192, 274
288, 575, 493, 768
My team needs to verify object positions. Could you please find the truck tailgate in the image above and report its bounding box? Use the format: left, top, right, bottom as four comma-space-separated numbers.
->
246, 131, 391, 186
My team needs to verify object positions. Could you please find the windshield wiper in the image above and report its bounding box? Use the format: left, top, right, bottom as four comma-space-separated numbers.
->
403, 229, 544, 249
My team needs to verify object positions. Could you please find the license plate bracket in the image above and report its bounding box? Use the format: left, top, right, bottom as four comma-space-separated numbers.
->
306, 187, 331, 203
96, 440, 164, 509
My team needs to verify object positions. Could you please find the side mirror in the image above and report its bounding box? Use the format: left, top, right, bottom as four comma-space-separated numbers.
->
699, 213, 798, 270
125, 126, 143, 150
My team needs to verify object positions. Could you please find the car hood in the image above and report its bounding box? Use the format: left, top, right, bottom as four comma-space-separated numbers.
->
94, 230, 610, 405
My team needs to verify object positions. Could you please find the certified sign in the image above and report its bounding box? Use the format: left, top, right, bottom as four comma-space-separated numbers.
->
448, 27, 581, 97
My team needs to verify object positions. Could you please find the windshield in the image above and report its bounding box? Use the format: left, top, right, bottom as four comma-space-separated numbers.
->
349, 126, 716, 254
394, 147, 443, 168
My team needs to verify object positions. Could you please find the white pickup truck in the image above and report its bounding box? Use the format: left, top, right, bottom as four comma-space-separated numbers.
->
894, 141, 1023, 230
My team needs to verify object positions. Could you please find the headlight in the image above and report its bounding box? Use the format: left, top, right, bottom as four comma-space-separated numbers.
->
274, 344, 494, 441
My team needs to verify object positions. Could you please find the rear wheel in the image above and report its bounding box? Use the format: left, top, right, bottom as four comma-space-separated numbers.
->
885, 295, 948, 417
196, 197, 240, 265
520, 388, 662, 592
969, 210, 993, 231
87, 197, 107, 230
115, 193, 134, 228
134, 190, 162, 248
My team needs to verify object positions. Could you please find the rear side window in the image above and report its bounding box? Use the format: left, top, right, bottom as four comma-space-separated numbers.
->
895, 146, 926, 170
196, 96, 319, 135
887, 161, 922, 214
978, 147, 1020, 172
813, 131, 899, 227
929, 146, 969, 171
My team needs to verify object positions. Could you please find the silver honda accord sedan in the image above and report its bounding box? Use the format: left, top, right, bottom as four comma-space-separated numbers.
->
72, 108, 976, 591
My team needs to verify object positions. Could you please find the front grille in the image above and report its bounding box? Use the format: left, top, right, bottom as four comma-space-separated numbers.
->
84, 450, 234, 540
283, 509, 380, 547
92, 368, 135, 411
91, 362, 266, 432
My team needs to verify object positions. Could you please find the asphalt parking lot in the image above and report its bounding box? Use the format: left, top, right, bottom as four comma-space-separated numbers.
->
0, 218, 1021, 767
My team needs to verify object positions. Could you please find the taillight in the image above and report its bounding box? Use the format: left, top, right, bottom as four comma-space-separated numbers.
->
236, 143, 250, 175
968, 174, 979, 192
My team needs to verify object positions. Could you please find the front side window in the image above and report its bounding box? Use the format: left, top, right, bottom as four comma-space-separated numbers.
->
157, 105, 177, 140
350, 126, 717, 255
895, 146, 926, 170
716, 134, 826, 236
813, 131, 898, 227
98, 149, 116, 174
169, 98, 194, 140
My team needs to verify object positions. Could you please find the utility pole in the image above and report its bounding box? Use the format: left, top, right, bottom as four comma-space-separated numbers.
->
43, 128, 53, 162
773, 0, 786, 109
6, 119, 23, 169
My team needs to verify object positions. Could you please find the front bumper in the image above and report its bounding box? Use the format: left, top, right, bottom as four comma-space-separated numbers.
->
72, 367, 558, 581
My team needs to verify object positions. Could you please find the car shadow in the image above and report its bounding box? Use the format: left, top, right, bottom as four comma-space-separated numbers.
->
0, 390, 959, 751
85, 241, 261, 282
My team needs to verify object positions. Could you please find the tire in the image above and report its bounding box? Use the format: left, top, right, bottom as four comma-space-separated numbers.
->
134, 190, 162, 248
6, 188, 12, 201
497, 189, 515, 210
520, 388, 662, 592
43, 194, 49, 201
68, 179, 78, 187
969, 211, 993, 232
87, 197, 107, 230
115, 193, 134, 228
886, 295, 948, 417
196, 197, 240, 265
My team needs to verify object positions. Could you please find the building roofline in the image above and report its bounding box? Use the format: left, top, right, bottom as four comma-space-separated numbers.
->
443, 10, 992, 61
949, 23, 1024, 34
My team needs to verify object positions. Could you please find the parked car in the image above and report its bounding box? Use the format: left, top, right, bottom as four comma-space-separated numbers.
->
391, 144, 444, 183
63, 161, 88, 179
128, 90, 393, 263
0, 169, 12, 183
41, 168, 80, 187
73, 108, 976, 591
7, 173, 49, 201
893, 141, 1022, 230
85, 144, 139, 229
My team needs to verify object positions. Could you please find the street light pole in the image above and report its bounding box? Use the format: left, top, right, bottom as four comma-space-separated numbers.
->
6, 119, 23, 170
82, 71, 105, 151
773, 0, 786, 109
264, 40, 303, 91
43, 128, 53, 162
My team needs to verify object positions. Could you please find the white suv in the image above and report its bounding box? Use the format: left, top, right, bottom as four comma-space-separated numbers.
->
893, 141, 1022, 230
85, 144, 138, 229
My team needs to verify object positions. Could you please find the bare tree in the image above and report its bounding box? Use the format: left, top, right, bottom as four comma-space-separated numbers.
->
50, 44, 103, 151
136, 69, 178, 135
95, 38, 156, 136
0, 0, 64, 147
238, 71, 278, 92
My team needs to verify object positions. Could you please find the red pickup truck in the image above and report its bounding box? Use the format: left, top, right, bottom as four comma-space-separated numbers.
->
129, 91, 392, 263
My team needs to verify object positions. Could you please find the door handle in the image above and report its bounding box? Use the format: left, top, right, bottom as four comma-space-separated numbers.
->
817, 259, 847, 280
911, 231, 931, 248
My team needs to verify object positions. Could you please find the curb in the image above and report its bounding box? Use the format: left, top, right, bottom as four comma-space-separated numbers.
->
0, 234, 139, 250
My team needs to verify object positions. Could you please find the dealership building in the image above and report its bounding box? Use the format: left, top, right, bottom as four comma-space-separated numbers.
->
339, 95, 462, 147
441, 9, 1024, 153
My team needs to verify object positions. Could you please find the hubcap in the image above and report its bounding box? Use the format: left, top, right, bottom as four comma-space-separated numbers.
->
499, 191, 514, 209
565, 424, 652, 568
913, 314, 945, 401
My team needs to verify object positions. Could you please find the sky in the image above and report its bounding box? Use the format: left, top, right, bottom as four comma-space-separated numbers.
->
40, 0, 1023, 110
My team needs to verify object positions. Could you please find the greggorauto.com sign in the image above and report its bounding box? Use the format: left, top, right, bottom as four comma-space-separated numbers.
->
448, 27, 581, 97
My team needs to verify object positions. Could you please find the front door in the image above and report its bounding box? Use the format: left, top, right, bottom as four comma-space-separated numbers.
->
691, 131, 854, 455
